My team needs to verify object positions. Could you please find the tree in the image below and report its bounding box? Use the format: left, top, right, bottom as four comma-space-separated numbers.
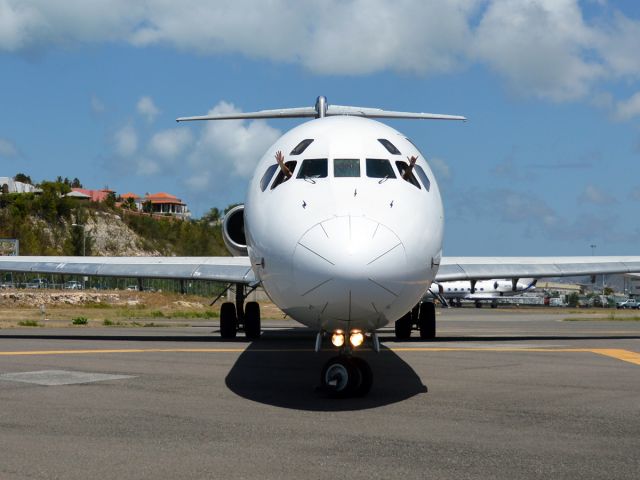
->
14, 173, 32, 184
202, 207, 221, 224
71, 178, 82, 188
64, 224, 93, 256
104, 192, 116, 209
142, 200, 153, 213
224, 203, 241, 215
123, 197, 137, 210
603, 287, 614, 296
567, 292, 579, 307
1, 184, 8, 194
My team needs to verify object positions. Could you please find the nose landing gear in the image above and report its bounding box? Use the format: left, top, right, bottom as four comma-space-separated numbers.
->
318, 331, 375, 398
320, 355, 373, 398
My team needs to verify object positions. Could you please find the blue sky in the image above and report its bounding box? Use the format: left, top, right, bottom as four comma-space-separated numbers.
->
1, 0, 640, 256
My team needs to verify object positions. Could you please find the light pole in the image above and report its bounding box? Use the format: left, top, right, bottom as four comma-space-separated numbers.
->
71, 223, 86, 256
72, 223, 86, 290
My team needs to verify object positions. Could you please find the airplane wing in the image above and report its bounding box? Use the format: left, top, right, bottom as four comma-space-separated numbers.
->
0, 256, 256, 284
436, 256, 640, 282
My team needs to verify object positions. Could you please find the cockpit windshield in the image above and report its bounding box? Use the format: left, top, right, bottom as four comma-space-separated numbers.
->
260, 164, 279, 191
270, 160, 297, 189
366, 159, 396, 179
290, 139, 314, 155
297, 158, 328, 180
395, 160, 421, 189
334, 159, 360, 177
414, 165, 431, 191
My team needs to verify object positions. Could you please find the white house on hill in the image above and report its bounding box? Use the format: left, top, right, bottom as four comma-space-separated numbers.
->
0, 177, 39, 194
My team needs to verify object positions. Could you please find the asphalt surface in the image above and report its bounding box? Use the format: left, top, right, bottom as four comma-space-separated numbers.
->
1, 308, 639, 479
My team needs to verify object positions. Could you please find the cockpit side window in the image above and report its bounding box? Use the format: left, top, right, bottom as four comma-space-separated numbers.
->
366, 158, 396, 179
395, 161, 421, 189
270, 161, 298, 190
290, 139, 314, 155
334, 159, 361, 177
414, 165, 431, 191
296, 158, 327, 180
260, 164, 279, 191
378, 139, 401, 155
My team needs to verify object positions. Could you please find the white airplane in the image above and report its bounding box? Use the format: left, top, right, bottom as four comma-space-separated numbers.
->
3, 96, 640, 398
429, 278, 537, 308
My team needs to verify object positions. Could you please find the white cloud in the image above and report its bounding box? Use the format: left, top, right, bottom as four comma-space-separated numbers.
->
149, 128, 193, 160
184, 172, 210, 191
136, 96, 160, 123
113, 124, 137, 157
471, 0, 603, 101
3, 1, 640, 105
90, 94, 105, 114
429, 157, 452, 180
106, 100, 280, 200
578, 184, 615, 205
454, 187, 635, 243
134, 157, 160, 176
189, 101, 281, 178
614, 92, 640, 121
0, 137, 18, 157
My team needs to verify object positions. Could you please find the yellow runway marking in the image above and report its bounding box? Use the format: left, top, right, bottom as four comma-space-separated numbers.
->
590, 349, 640, 366
0, 346, 638, 366
0, 348, 249, 356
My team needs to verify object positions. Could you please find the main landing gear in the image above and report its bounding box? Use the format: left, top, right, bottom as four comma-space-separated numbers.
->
394, 301, 436, 340
218, 283, 261, 340
318, 330, 376, 398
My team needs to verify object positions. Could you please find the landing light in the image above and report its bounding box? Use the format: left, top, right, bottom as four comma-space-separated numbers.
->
349, 331, 365, 348
331, 331, 345, 348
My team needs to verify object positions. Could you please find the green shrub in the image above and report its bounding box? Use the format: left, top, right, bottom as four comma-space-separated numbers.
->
18, 320, 40, 327
72, 316, 88, 325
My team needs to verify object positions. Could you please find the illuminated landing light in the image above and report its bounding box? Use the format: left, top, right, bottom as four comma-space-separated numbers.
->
349, 331, 365, 348
331, 330, 345, 348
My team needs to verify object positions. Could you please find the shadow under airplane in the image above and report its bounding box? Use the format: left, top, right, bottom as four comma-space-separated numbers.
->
225, 336, 428, 411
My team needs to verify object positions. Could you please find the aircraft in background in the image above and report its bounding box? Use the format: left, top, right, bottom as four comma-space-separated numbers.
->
429, 278, 537, 308
3, 96, 640, 398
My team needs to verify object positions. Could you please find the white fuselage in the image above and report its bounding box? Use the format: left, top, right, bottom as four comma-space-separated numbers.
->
243, 116, 443, 333
430, 279, 536, 300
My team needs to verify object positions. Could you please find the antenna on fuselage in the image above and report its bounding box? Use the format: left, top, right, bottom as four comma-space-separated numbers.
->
176, 96, 467, 122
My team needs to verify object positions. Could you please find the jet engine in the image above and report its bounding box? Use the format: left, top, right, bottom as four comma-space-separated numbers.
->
222, 205, 247, 256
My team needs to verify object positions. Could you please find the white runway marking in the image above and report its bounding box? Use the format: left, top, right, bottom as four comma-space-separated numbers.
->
0, 370, 135, 386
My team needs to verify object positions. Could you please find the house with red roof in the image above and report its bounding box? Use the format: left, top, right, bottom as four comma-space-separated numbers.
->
143, 192, 191, 219
71, 188, 114, 202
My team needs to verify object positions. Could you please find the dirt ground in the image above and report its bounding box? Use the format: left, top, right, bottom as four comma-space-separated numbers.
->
0, 289, 285, 328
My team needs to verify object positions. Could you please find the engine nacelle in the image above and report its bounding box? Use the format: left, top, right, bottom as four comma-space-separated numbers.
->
222, 204, 247, 256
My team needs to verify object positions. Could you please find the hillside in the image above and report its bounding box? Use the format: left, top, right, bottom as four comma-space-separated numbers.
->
0, 184, 229, 257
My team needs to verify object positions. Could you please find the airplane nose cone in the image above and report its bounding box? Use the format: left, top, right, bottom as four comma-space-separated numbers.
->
293, 215, 406, 327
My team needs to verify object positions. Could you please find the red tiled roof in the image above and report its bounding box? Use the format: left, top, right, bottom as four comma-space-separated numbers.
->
120, 192, 141, 199
145, 192, 183, 204
71, 188, 112, 202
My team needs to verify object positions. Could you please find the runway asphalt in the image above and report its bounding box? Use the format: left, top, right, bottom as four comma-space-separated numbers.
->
0, 308, 638, 479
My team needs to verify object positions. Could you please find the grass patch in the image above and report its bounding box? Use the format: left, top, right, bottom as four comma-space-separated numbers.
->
18, 320, 40, 327
149, 310, 166, 318
102, 319, 125, 326
84, 302, 112, 309
72, 316, 88, 325
168, 310, 218, 319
